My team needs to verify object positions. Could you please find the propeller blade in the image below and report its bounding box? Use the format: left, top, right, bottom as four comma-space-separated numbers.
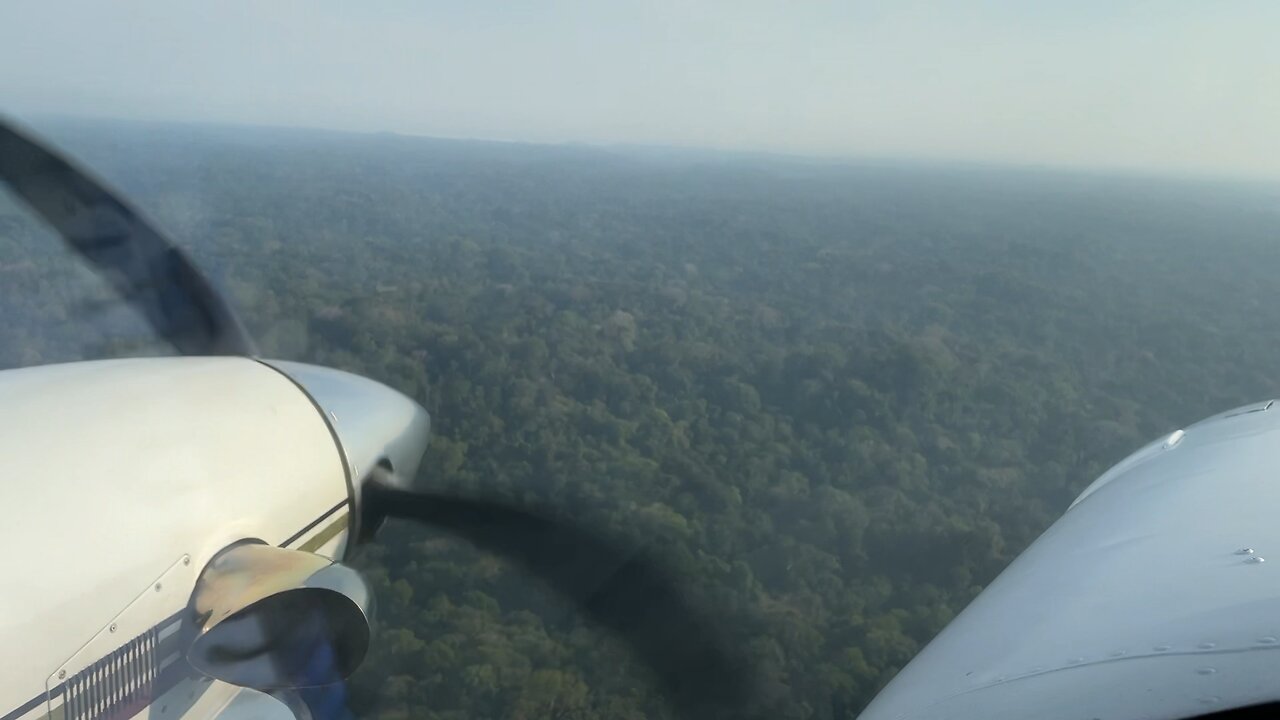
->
362, 483, 762, 720
0, 118, 256, 356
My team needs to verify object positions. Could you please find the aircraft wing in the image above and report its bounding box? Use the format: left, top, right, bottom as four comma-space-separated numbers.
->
210, 690, 300, 720
859, 400, 1280, 720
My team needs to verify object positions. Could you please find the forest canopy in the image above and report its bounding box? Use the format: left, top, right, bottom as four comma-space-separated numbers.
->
3, 118, 1279, 719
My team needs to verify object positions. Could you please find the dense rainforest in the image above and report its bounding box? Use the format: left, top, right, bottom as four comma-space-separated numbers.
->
3, 118, 1280, 719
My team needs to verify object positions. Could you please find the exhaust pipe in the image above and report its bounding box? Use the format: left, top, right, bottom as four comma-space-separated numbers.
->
187, 543, 373, 690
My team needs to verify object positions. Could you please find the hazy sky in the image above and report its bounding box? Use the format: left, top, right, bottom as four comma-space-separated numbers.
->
2, 0, 1277, 179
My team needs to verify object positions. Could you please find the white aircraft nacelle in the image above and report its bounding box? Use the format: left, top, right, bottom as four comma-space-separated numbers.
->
860, 400, 1280, 720
0, 356, 430, 720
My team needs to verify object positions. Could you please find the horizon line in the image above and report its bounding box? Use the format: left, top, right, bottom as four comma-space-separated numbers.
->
15, 109, 1280, 190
